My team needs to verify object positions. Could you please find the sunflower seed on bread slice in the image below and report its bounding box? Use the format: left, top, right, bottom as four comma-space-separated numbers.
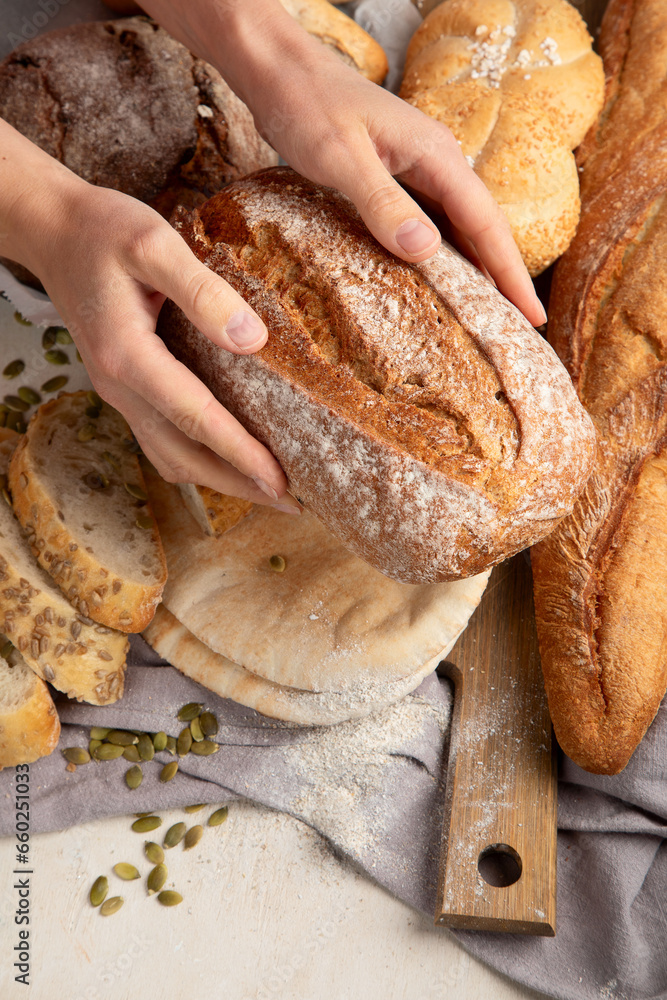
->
8, 392, 167, 633
0, 429, 128, 704
177, 483, 253, 537
0, 640, 60, 768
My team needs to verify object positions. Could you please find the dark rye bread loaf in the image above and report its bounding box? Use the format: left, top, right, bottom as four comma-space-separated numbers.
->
531, 0, 667, 774
0, 16, 277, 285
157, 167, 596, 584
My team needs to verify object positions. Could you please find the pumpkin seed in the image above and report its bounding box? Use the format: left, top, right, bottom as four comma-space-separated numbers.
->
124, 482, 147, 501
2, 359, 24, 379
208, 806, 229, 827
183, 825, 204, 851
107, 729, 139, 746
157, 890, 182, 907
93, 743, 125, 761
136, 512, 153, 530
41, 375, 69, 393
189, 716, 204, 742
125, 765, 143, 789
5, 412, 25, 433
0, 638, 13, 659
14, 311, 31, 326
165, 736, 177, 755
177, 727, 192, 757
86, 390, 103, 408
62, 747, 91, 765
189, 739, 219, 756
90, 726, 111, 740
89, 875, 108, 907
144, 841, 164, 865
159, 761, 178, 783
44, 349, 69, 365
89, 738, 102, 757
85, 405, 101, 419
77, 424, 96, 443
183, 803, 206, 814
177, 702, 203, 722
269, 554, 286, 572
199, 711, 218, 737
147, 863, 168, 895
122, 744, 141, 763
55, 327, 73, 344
4, 395, 29, 412
42, 328, 57, 349
113, 862, 140, 881
1, 487, 10, 505
137, 733, 155, 761
163, 822, 186, 849
18, 386, 41, 406
131, 816, 162, 833
100, 896, 124, 916
134, 812, 153, 818
152, 731, 168, 752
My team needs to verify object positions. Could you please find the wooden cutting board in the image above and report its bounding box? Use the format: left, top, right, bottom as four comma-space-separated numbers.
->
435, 553, 557, 935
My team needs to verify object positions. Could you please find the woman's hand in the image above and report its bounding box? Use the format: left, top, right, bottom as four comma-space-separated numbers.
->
0, 121, 299, 512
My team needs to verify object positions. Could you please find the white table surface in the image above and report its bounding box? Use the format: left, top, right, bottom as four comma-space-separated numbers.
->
0, 801, 553, 1000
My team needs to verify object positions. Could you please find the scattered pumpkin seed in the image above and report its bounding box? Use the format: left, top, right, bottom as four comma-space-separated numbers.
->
137, 733, 155, 762
86, 389, 103, 408
89, 876, 108, 907
42, 328, 57, 349
122, 744, 141, 763
131, 815, 162, 833
269, 554, 286, 572
183, 825, 204, 851
62, 747, 91, 765
157, 890, 182, 907
4, 395, 29, 412
90, 726, 112, 740
113, 862, 140, 881
17, 386, 41, 406
44, 348, 69, 365
183, 803, 206, 814
107, 729, 139, 746
125, 765, 143, 790
189, 716, 204, 742
85, 405, 101, 419
136, 512, 153, 530
134, 812, 153, 818
152, 731, 168, 752
165, 736, 177, 755
5, 411, 25, 433
93, 743, 125, 761
14, 311, 31, 326
124, 482, 147, 501
55, 327, 73, 345
0, 638, 13, 659
2, 359, 24, 379
89, 738, 102, 757
144, 841, 164, 865
190, 739, 219, 756
147, 863, 168, 895
163, 822, 186, 849
208, 806, 229, 827
77, 424, 96, 443
177, 702, 203, 722
199, 711, 218, 737
41, 375, 69, 393
159, 760, 178, 782
177, 727, 192, 757
100, 896, 124, 916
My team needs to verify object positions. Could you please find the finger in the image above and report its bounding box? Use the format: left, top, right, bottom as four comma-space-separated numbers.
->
122, 219, 269, 355
106, 381, 301, 513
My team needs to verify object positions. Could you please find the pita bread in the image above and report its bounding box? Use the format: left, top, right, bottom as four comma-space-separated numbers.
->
144, 466, 489, 693
144, 605, 453, 725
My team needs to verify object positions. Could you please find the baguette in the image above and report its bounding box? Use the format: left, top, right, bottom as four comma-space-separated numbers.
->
9, 392, 166, 634
0, 429, 129, 705
157, 166, 596, 584
0, 643, 60, 769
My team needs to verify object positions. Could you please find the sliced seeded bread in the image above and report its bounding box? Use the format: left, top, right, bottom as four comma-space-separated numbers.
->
178, 483, 254, 537
0, 429, 129, 704
8, 393, 167, 633
0, 641, 60, 768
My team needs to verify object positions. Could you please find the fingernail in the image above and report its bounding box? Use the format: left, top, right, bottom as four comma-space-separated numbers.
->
271, 502, 301, 516
252, 476, 279, 501
226, 311, 266, 348
396, 219, 439, 256
537, 301, 548, 325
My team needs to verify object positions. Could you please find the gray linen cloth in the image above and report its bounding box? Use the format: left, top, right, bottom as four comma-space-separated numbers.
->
0, 2, 666, 999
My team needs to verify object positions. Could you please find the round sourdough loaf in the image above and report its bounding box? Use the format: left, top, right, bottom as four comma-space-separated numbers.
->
157, 166, 597, 584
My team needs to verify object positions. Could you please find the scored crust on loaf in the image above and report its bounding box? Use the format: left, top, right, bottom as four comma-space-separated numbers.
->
177, 483, 254, 537
157, 166, 596, 584
0, 645, 60, 768
279, 0, 388, 83
0, 429, 128, 704
8, 393, 166, 633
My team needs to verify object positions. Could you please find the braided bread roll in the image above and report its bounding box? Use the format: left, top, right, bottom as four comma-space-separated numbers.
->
400, 0, 604, 275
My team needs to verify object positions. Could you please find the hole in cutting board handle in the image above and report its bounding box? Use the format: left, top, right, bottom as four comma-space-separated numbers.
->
477, 844, 522, 887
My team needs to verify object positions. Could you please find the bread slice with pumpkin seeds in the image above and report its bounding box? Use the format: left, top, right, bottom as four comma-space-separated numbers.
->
178, 482, 254, 537
8, 392, 167, 633
0, 639, 60, 767
0, 428, 128, 704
